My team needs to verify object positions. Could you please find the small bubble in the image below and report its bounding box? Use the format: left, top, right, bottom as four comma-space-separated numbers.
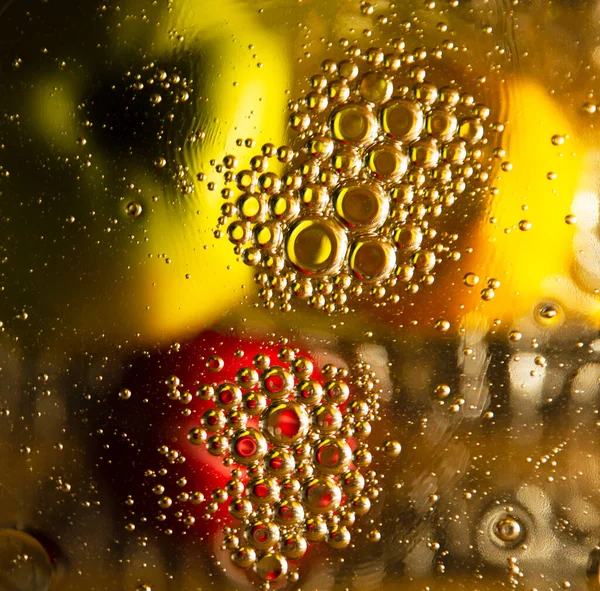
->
367, 529, 381, 542
494, 516, 523, 544
383, 440, 401, 458
565, 213, 577, 225
207, 356, 225, 372
119, 388, 132, 400
463, 272, 480, 287
509, 330, 523, 342
551, 134, 565, 146
518, 220, 531, 231
126, 201, 143, 217
435, 319, 450, 333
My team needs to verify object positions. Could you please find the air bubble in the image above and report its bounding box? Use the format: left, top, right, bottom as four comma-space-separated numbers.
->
381, 99, 424, 141
331, 103, 377, 144
285, 218, 348, 276
349, 237, 396, 282
334, 183, 389, 230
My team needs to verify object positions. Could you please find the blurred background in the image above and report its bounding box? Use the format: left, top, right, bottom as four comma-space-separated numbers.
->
0, 0, 600, 589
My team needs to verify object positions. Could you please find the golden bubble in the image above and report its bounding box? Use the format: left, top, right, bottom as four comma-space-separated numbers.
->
313, 403, 343, 434
391, 225, 423, 252
215, 383, 243, 409
458, 117, 484, 144
332, 147, 362, 176
383, 440, 401, 458
414, 83, 438, 105
126, 201, 143, 217
291, 357, 314, 379
314, 438, 353, 475
533, 302, 564, 327
305, 515, 328, 542
230, 546, 257, 569
119, 388, 132, 400
247, 477, 281, 505
439, 86, 461, 106
260, 401, 310, 445
331, 103, 377, 143
237, 194, 265, 222
229, 497, 253, 519
303, 477, 342, 513
247, 520, 280, 550
308, 136, 335, 159
381, 99, 424, 142
269, 192, 300, 221
300, 184, 329, 212
367, 529, 382, 542
187, 427, 207, 445
426, 110, 458, 141
324, 380, 350, 404
254, 552, 288, 582
480, 287, 495, 301
274, 499, 305, 526
338, 59, 359, 80
366, 142, 408, 181
551, 134, 565, 146
565, 213, 577, 225
409, 138, 440, 169
349, 237, 396, 282
494, 516, 523, 544
228, 220, 251, 245
435, 319, 451, 333
463, 272, 480, 287
281, 534, 308, 560
412, 250, 436, 272
206, 434, 229, 456
202, 408, 227, 432
334, 183, 389, 230
327, 526, 351, 549
286, 218, 348, 276
230, 428, 268, 465
296, 380, 324, 405
509, 330, 523, 342
359, 72, 393, 103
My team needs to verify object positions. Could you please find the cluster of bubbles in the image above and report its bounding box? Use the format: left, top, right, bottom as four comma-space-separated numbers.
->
180, 348, 385, 585
214, 43, 498, 312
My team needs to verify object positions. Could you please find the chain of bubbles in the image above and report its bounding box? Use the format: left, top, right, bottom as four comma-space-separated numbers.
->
182, 348, 385, 585
215, 43, 496, 312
